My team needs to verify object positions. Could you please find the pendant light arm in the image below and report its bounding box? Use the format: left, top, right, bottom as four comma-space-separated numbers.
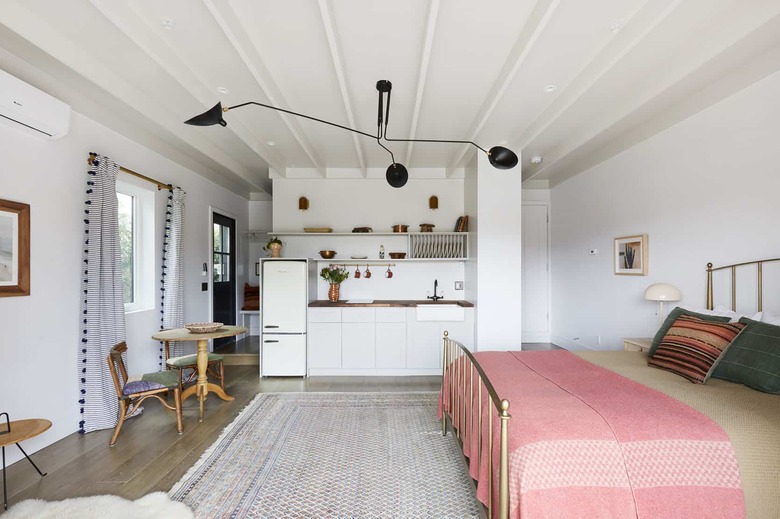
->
383, 134, 488, 154
226, 101, 377, 140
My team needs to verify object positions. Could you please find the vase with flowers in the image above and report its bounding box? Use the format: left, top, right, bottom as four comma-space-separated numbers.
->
264, 236, 283, 258
320, 264, 349, 302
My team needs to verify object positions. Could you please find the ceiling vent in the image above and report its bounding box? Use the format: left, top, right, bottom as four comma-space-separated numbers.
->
0, 68, 71, 139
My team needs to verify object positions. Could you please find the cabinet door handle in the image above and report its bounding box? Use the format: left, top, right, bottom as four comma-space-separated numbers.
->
264, 325, 279, 328
264, 340, 279, 343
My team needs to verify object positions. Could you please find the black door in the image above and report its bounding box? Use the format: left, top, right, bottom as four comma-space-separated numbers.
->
212, 212, 236, 349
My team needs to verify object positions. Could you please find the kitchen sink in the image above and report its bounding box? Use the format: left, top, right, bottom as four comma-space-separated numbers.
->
416, 304, 465, 321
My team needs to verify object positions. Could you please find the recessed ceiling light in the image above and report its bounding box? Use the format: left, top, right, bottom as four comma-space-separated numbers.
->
543, 84, 557, 93
267, 141, 276, 146
530, 156, 543, 165
161, 17, 175, 30
216, 86, 230, 95
609, 19, 624, 32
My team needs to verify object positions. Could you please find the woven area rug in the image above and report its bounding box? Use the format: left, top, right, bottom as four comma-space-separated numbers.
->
170, 392, 481, 518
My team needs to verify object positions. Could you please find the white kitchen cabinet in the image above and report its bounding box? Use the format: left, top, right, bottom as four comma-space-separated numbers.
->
407, 320, 441, 369
342, 323, 376, 369
308, 322, 342, 369
375, 322, 406, 368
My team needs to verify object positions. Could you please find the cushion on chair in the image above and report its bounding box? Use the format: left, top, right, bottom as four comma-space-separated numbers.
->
140, 369, 180, 388
123, 380, 167, 396
166, 353, 224, 368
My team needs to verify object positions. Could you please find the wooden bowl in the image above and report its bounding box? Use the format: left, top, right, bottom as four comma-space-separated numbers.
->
388, 252, 406, 259
391, 224, 409, 233
185, 322, 223, 333
319, 250, 337, 259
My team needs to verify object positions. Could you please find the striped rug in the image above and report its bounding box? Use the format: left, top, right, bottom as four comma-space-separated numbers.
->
170, 392, 481, 518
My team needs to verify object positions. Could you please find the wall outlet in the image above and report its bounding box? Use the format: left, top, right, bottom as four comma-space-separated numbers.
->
589, 249, 598, 255
201, 282, 208, 291
454, 281, 464, 290
596, 335, 601, 345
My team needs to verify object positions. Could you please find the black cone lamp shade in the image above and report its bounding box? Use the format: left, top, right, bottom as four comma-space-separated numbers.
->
184, 102, 227, 127
488, 146, 518, 169
385, 163, 409, 188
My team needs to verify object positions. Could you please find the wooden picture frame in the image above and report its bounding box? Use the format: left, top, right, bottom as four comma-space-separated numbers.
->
0, 199, 30, 296
614, 234, 647, 276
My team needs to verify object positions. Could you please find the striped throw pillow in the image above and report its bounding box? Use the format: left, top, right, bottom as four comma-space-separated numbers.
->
648, 315, 746, 384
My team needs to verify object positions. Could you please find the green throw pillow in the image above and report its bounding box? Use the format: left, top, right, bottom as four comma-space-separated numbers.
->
711, 318, 780, 394
647, 307, 731, 357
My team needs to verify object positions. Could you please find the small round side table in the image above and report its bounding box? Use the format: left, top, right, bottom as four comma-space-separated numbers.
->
0, 414, 51, 510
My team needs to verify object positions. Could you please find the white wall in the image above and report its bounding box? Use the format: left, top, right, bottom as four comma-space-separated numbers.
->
0, 111, 248, 464
551, 71, 780, 350
272, 178, 466, 301
473, 153, 524, 350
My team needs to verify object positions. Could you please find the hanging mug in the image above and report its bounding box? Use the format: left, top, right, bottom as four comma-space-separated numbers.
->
354, 266, 361, 279
365, 266, 372, 279
385, 266, 393, 278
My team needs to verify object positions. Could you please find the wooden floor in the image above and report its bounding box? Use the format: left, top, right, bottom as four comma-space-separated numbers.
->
4, 342, 559, 511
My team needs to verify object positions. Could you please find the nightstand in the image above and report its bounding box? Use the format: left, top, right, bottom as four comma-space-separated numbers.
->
623, 337, 652, 352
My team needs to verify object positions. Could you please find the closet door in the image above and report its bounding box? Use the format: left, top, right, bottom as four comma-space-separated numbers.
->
522, 204, 550, 343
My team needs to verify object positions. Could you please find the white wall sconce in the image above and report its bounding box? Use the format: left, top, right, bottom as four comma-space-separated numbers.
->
298, 196, 309, 211
429, 196, 438, 210
644, 283, 682, 326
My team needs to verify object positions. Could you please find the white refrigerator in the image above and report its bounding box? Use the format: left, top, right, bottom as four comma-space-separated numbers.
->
260, 259, 311, 376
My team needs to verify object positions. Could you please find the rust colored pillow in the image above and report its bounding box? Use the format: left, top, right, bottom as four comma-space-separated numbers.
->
648, 314, 745, 384
242, 283, 259, 310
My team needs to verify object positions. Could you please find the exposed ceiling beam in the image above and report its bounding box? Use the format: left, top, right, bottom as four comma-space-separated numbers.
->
404, 0, 440, 167
446, 0, 561, 169
317, 0, 367, 176
86, 0, 287, 182
203, 0, 326, 177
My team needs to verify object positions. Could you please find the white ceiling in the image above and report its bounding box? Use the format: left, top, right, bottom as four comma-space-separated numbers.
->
2, 0, 780, 198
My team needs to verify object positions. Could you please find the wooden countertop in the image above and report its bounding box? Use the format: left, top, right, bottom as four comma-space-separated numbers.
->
309, 300, 474, 308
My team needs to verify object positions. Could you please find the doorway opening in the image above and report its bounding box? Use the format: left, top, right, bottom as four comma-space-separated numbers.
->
212, 211, 236, 351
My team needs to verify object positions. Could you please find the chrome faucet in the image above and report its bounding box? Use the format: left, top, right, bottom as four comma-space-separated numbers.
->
427, 279, 443, 302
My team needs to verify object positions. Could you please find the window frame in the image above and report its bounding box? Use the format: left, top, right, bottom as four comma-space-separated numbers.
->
116, 178, 155, 314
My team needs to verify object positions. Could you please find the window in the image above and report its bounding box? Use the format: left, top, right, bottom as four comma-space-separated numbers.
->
116, 178, 155, 313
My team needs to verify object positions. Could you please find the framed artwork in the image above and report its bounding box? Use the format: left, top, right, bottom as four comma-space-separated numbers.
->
0, 199, 30, 296
614, 234, 648, 276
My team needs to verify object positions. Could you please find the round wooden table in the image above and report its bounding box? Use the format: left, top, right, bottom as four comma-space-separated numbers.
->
1, 418, 51, 510
152, 326, 247, 422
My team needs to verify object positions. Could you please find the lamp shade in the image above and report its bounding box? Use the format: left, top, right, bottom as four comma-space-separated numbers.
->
488, 146, 519, 169
644, 283, 682, 302
184, 102, 227, 127
385, 163, 408, 188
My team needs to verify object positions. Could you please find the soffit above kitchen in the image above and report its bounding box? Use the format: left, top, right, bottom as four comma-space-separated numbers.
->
1, 0, 779, 198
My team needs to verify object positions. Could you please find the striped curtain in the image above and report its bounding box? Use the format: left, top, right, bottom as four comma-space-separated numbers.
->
160, 187, 186, 365
79, 154, 127, 434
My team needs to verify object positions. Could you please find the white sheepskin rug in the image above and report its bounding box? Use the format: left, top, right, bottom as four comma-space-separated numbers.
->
4, 491, 193, 519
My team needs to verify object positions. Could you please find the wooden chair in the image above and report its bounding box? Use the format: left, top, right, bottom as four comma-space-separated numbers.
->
163, 340, 225, 391
107, 342, 182, 447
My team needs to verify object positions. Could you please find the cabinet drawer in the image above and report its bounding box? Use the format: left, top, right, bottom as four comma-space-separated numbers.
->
308, 308, 342, 323
342, 308, 375, 323
375, 307, 406, 323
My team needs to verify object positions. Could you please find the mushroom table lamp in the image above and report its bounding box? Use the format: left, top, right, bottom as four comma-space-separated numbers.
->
644, 283, 682, 326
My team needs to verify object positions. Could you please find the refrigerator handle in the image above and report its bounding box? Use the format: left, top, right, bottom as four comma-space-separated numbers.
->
264, 325, 279, 329
264, 340, 280, 343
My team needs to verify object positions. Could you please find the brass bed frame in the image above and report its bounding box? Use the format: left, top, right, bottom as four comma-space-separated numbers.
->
441, 257, 779, 519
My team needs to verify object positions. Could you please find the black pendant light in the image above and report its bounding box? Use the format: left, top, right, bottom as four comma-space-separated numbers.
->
184, 80, 518, 188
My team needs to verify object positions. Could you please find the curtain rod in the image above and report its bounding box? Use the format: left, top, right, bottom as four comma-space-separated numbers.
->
87, 153, 173, 191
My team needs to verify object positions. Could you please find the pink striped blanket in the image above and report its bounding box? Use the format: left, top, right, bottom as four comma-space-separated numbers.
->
442, 350, 745, 518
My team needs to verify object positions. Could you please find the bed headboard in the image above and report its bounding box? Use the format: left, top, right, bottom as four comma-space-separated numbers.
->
707, 257, 780, 311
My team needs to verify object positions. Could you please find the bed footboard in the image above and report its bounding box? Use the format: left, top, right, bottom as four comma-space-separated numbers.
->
441, 331, 510, 519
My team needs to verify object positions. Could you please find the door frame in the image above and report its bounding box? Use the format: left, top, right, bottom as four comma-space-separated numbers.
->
521, 200, 551, 343
208, 205, 239, 328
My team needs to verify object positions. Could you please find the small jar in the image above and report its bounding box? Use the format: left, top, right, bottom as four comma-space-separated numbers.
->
379, 245, 385, 259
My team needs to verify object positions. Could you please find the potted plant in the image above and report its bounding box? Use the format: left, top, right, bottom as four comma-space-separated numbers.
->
264, 236, 283, 258
320, 264, 349, 302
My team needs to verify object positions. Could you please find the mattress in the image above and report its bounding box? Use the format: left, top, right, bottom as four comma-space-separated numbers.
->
575, 351, 780, 519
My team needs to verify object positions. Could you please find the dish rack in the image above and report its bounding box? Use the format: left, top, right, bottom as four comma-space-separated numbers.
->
409, 232, 468, 259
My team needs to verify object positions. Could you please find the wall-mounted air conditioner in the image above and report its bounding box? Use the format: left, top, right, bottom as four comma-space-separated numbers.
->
0, 68, 71, 139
